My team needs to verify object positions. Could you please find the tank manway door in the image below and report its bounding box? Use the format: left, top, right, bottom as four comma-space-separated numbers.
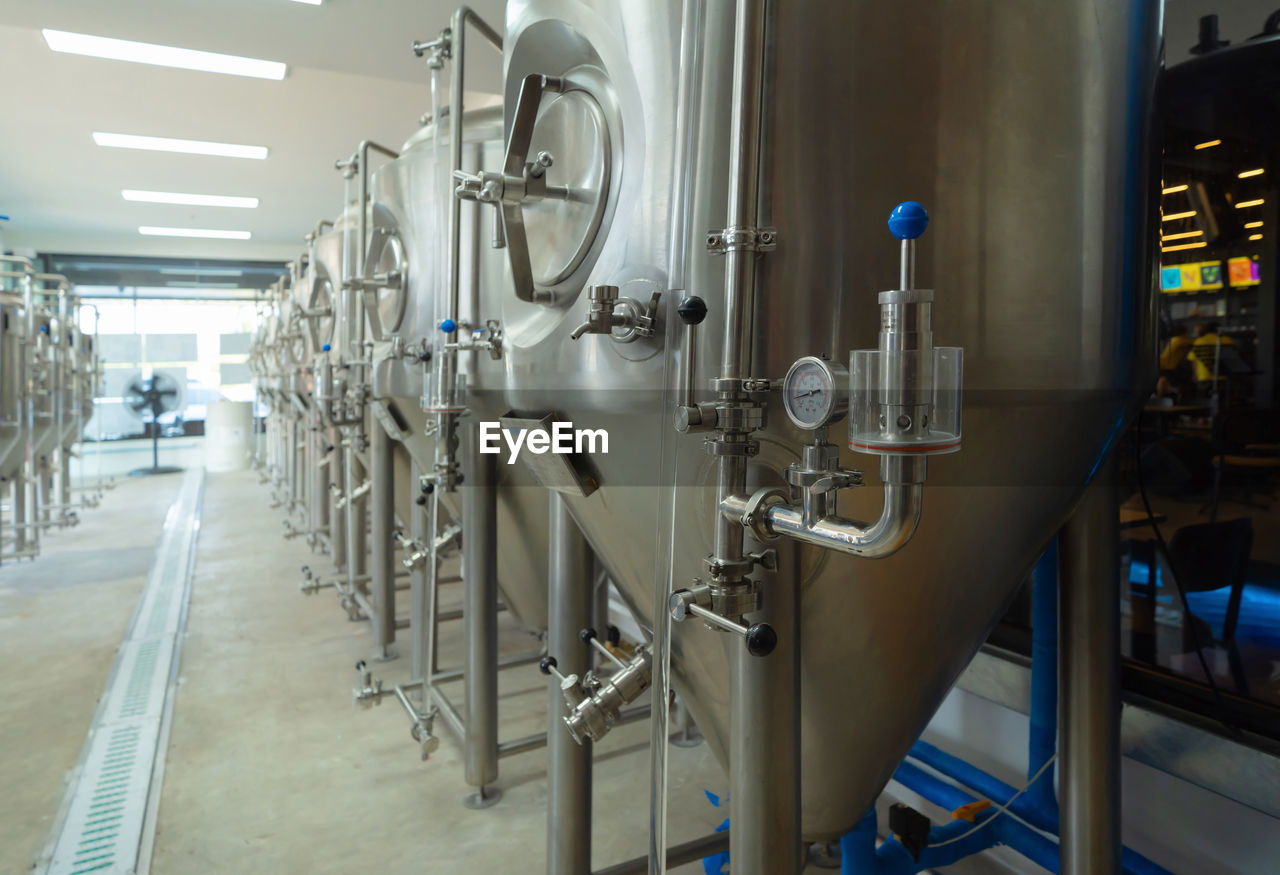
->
454, 70, 616, 306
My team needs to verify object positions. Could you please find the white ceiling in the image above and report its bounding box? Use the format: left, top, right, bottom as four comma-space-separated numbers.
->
3, 0, 1275, 266
0, 0, 505, 262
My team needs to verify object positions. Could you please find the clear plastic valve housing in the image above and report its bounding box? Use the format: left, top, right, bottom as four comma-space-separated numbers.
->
848, 346, 963, 454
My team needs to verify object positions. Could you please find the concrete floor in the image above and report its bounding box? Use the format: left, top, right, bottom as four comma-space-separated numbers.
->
29, 468, 729, 873
0, 472, 183, 873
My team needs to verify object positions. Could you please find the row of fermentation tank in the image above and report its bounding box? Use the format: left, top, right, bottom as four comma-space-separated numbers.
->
249, 1, 1163, 873
0, 257, 102, 563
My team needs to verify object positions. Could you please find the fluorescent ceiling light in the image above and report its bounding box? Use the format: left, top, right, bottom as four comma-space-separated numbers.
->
1238, 169, 1265, 178
1162, 184, 1188, 195
123, 189, 258, 208
94, 132, 268, 160
1162, 210, 1196, 222
290, 0, 324, 4
139, 226, 251, 240
165, 280, 241, 288
42, 29, 286, 80
1235, 199, 1265, 209
157, 267, 246, 276
1249, 233, 1263, 241
1194, 139, 1222, 150
1161, 241, 1207, 253
1161, 230, 1202, 241
1245, 221, 1264, 229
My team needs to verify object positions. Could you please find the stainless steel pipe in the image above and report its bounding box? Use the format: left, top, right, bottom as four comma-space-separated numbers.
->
344, 438, 367, 594
547, 492, 593, 875
462, 420, 500, 804
1059, 458, 1121, 875
329, 428, 347, 572
370, 419, 396, 656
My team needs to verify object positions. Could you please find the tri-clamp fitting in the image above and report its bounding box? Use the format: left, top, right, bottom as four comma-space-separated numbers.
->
541, 627, 653, 744
569, 285, 662, 343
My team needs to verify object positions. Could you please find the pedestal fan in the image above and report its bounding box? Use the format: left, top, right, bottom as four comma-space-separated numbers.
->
122, 372, 186, 476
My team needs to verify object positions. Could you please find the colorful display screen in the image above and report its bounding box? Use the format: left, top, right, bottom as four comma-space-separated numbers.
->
1228, 256, 1261, 287
1161, 260, 1224, 293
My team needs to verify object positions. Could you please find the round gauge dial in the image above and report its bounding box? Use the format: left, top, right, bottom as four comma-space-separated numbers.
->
782, 356, 849, 430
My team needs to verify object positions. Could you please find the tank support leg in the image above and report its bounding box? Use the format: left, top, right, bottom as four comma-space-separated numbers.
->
547, 492, 593, 874
463, 420, 500, 807
369, 419, 396, 659
1059, 457, 1121, 875
730, 552, 801, 875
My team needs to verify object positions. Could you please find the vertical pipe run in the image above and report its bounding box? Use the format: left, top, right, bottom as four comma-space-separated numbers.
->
547, 493, 593, 875
330, 429, 347, 571
462, 420, 499, 803
410, 457, 430, 682
370, 419, 396, 656
1059, 459, 1121, 875
714, 1, 800, 873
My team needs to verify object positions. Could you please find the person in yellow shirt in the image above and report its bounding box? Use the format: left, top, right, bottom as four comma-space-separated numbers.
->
1190, 321, 1234, 383
1157, 324, 1193, 398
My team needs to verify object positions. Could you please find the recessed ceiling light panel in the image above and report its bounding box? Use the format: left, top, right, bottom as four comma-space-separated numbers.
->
43, 29, 287, 80
94, 132, 268, 160
123, 190, 259, 208
139, 226, 252, 240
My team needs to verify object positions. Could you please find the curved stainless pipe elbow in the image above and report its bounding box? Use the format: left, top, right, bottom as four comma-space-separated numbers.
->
721, 481, 924, 559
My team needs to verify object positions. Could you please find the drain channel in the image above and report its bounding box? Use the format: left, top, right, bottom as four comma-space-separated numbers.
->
42, 470, 204, 875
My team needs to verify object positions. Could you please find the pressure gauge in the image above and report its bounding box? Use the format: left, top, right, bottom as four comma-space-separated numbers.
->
782, 355, 849, 430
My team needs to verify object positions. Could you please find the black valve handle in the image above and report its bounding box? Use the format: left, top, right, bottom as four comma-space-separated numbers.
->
677, 296, 707, 325
745, 623, 777, 658
539, 656, 557, 675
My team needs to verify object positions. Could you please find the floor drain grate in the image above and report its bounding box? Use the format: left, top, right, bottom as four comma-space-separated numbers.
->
43, 471, 204, 875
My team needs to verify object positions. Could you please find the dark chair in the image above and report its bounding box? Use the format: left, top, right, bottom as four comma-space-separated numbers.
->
1166, 517, 1254, 692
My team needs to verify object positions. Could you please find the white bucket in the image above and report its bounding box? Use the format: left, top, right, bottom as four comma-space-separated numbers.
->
205, 400, 253, 472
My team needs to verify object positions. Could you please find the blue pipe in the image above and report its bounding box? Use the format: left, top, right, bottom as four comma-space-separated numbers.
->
841, 761, 1060, 874
1030, 539, 1060, 818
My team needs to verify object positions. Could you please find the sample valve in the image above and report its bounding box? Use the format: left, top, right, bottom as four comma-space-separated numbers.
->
569, 285, 662, 343
541, 627, 653, 744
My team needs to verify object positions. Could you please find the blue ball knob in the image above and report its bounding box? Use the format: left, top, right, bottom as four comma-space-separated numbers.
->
440, 319, 457, 334
39, 325, 49, 334
888, 201, 929, 240
322, 343, 331, 352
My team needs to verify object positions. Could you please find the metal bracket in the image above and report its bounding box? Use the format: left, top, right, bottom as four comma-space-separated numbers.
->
706, 225, 777, 255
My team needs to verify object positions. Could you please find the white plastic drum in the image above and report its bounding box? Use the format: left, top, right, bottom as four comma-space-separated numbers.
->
205, 400, 253, 472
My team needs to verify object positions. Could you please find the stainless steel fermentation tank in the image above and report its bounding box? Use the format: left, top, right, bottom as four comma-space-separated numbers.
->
494, 0, 1160, 848
367, 106, 550, 633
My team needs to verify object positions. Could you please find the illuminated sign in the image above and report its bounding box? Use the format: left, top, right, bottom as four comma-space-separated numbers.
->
1161, 260, 1224, 293
1227, 256, 1260, 287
